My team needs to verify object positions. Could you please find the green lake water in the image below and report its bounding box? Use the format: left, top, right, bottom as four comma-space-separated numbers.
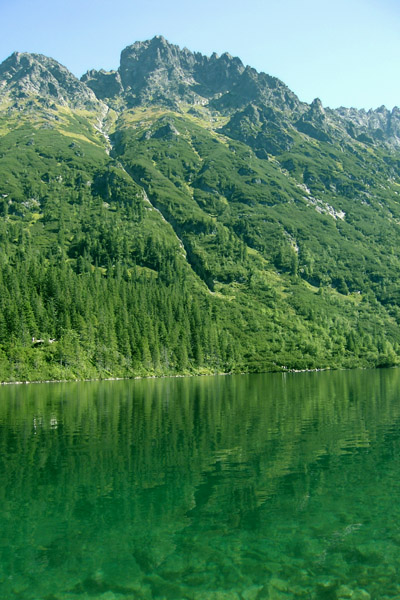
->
1, 369, 400, 599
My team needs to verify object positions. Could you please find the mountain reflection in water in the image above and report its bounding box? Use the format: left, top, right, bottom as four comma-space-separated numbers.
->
1, 369, 400, 599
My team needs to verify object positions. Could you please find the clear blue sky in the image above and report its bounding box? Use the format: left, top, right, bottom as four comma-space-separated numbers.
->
1, 0, 399, 110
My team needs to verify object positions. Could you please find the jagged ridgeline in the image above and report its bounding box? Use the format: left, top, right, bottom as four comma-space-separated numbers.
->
0, 36, 400, 381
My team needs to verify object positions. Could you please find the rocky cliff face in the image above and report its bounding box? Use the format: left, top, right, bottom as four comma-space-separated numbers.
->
81, 68, 123, 101
334, 105, 400, 146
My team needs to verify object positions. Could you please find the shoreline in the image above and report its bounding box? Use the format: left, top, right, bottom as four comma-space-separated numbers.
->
0, 372, 232, 386
0, 366, 335, 386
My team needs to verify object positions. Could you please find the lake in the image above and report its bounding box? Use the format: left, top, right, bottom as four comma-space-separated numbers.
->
1, 369, 400, 599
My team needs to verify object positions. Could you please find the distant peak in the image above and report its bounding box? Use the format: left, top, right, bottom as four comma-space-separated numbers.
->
311, 98, 324, 109
376, 105, 389, 114
152, 35, 168, 44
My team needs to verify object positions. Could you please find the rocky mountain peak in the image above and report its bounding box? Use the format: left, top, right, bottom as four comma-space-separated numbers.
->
310, 98, 325, 114
82, 36, 299, 112
113, 36, 198, 106
0, 51, 100, 110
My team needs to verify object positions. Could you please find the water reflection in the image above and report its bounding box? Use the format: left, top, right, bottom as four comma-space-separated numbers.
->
1, 369, 400, 598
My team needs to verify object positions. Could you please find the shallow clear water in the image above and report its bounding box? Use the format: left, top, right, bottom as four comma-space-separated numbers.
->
1, 369, 400, 599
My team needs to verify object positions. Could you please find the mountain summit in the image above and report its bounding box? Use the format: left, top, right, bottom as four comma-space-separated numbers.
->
0, 51, 99, 109
82, 36, 302, 112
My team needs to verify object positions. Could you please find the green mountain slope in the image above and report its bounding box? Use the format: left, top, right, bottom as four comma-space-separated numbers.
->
0, 39, 400, 381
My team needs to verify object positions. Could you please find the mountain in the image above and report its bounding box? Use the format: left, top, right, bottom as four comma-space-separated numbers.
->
0, 37, 400, 381
0, 51, 100, 109
82, 36, 301, 112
